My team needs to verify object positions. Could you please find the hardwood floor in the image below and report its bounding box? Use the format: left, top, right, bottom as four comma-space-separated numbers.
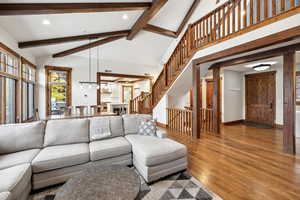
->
166, 124, 300, 200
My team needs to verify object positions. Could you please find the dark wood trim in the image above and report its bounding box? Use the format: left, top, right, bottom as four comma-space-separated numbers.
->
194, 25, 300, 65
212, 66, 221, 134
127, 0, 168, 40
176, 0, 200, 37
0, 42, 19, 58
222, 120, 245, 125
53, 36, 124, 57
296, 71, 300, 105
192, 62, 201, 139
21, 57, 37, 69
45, 66, 72, 116
210, 42, 300, 69
143, 24, 177, 38
0, 3, 152, 15
283, 51, 296, 155
19, 30, 130, 49
157, 121, 167, 128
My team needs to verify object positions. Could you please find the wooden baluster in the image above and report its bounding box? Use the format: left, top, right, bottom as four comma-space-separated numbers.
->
232, 0, 236, 33
280, 0, 285, 11
264, 0, 268, 19
238, 0, 241, 31
206, 17, 209, 43
214, 11, 217, 41
257, 0, 261, 22
243, 0, 247, 28
222, 6, 226, 38
290, 0, 295, 8
272, 0, 276, 16
250, 0, 254, 25
227, 3, 231, 35
180, 110, 183, 133
218, 9, 221, 39
210, 14, 213, 41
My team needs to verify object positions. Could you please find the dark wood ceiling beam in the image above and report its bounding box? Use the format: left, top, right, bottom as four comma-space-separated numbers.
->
19, 30, 130, 49
176, 0, 200, 36
127, 0, 168, 40
143, 24, 177, 38
52, 35, 124, 58
0, 3, 152, 15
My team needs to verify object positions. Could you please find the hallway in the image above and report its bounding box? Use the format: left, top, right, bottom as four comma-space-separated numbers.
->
166, 124, 300, 200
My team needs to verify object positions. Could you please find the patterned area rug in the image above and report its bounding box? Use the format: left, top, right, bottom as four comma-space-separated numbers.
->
30, 170, 222, 200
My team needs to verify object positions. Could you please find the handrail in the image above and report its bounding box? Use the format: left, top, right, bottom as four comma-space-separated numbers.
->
151, 0, 300, 109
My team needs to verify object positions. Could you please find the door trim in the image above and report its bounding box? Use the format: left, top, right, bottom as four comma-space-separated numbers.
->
245, 71, 276, 127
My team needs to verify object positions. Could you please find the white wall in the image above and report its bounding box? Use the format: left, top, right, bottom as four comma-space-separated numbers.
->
36, 55, 158, 119
223, 70, 244, 123
0, 25, 36, 64
153, 95, 168, 125
168, 91, 190, 109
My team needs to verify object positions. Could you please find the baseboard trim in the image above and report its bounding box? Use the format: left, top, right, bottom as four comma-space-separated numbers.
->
157, 122, 167, 128
222, 120, 245, 125
275, 124, 283, 129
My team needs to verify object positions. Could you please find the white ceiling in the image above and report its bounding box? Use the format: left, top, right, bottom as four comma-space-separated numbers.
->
0, 0, 195, 67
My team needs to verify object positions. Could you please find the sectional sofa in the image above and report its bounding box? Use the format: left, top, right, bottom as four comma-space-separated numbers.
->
0, 114, 187, 200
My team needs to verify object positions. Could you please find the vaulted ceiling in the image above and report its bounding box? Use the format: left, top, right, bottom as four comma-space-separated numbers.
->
0, 0, 199, 67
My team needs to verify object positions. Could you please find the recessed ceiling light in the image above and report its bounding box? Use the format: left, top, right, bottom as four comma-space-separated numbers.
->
245, 61, 277, 68
42, 19, 51, 25
253, 64, 271, 71
122, 14, 129, 20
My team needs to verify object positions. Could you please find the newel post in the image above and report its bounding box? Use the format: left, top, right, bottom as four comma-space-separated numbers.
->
283, 50, 296, 154
192, 60, 201, 139
212, 64, 221, 134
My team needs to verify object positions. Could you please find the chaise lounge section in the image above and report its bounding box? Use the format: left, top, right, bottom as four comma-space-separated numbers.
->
0, 114, 187, 200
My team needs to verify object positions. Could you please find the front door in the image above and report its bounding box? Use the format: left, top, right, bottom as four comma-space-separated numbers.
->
245, 71, 276, 127
206, 80, 213, 109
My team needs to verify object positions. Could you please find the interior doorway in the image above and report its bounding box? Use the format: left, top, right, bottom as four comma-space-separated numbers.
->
245, 71, 276, 127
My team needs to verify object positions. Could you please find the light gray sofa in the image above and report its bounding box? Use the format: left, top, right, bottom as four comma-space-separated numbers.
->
0, 114, 187, 200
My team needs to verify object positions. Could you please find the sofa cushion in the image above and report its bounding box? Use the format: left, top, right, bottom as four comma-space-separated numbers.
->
44, 119, 89, 146
89, 116, 124, 141
32, 143, 90, 173
0, 121, 45, 154
122, 114, 152, 135
89, 137, 131, 161
0, 192, 11, 200
125, 135, 187, 166
0, 149, 40, 170
89, 117, 111, 141
0, 164, 31, 200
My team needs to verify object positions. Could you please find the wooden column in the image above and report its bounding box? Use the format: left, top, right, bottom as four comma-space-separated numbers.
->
192, 61, 201, 139
97, 74, 101, 106
212, 65, 221, 134
283, 51, 296, 154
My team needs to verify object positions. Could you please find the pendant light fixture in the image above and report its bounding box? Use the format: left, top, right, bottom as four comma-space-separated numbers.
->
79, 39, 99, 88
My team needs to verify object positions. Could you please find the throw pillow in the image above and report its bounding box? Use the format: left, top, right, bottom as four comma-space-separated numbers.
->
138, 119, 157, 136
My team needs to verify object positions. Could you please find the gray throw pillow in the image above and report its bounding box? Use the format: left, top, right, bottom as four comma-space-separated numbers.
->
138, 119, 157, 136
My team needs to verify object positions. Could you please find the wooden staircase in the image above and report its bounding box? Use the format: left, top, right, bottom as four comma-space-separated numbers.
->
131, 0, 300, 114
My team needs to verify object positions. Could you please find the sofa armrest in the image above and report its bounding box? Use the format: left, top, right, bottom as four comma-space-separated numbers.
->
156, 129, 168, 139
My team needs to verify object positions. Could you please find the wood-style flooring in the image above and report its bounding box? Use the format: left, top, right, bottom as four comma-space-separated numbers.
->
166, 124, 300, 200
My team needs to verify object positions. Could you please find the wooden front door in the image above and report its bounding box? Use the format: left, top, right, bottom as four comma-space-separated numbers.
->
245, 71, 276, 127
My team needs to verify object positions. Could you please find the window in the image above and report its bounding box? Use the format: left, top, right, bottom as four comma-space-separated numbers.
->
296, 72, 300, 105
122, 85, 133, 103
0, 43, 36, 124
5, 78, 16, 124
45, 66, 72, 116
21, 59, 36, 122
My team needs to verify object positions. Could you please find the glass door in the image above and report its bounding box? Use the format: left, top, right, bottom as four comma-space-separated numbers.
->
48, 70, 68, 115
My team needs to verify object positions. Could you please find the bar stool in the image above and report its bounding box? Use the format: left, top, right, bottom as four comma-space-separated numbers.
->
90, 105, 102, 114
75, 106, 86, 115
